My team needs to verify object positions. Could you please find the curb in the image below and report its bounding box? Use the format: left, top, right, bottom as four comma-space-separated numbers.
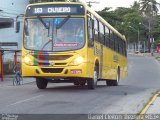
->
136, 91, 160, 119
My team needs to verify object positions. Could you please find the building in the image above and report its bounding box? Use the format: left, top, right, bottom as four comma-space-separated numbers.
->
0, 0, 29, 61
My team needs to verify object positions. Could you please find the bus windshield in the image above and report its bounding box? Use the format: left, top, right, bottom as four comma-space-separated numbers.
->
24, 17, 85, 51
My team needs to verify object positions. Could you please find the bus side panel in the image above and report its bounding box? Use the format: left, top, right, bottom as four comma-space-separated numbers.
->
117, 53, 128, 80
87, 42, 101, 79
122, 57, 128, 80
87, 47, 95, 78
102, 47, 112, 80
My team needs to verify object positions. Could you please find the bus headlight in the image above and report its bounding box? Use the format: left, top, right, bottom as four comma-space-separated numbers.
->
24, 56, 33, 65
69, 56, 84, 66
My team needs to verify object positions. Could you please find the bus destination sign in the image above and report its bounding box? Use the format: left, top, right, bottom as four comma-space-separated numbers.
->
25, 4, 85, 16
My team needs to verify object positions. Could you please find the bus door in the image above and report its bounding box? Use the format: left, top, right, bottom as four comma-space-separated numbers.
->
100, 44, 103, 79
99, 23, 105, 79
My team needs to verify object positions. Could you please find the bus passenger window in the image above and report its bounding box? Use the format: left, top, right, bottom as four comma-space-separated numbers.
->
99, 22, 104, 44
105, 27, 110, 47
110, 31, 115, 50
94, 19, 99, 42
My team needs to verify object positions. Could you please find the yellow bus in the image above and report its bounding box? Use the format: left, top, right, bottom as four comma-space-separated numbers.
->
22, 2, 128, 89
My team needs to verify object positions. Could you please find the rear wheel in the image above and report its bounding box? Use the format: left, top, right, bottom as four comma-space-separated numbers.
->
87, 66, 98, 89
106, 69, 120, 86
36, 78, 48, 89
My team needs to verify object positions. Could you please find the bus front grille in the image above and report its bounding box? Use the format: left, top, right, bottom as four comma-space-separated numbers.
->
37, 55, 73, 61
41, 68, 63, 73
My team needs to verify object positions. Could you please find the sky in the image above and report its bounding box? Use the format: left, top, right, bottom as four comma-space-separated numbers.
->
80, 0, 139, 11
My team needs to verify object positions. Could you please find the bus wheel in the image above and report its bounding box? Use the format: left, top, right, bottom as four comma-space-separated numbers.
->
106, 69, 120, 86
87, 66, 98, 89
36, 78, 48, 89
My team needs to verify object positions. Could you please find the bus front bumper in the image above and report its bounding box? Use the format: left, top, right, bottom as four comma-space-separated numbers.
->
22, 63, 90, 78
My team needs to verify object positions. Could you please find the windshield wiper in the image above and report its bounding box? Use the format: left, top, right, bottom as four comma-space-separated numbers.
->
56, 15, 70, 29
37, 16, 49, 29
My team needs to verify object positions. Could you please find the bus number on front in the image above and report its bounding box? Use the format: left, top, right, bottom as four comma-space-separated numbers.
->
34, 8, 43, 14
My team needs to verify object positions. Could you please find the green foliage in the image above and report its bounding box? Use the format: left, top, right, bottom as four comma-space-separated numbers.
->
97, 7, 120, 28
97, 6, 143, 44
97, 0, 160, 45
140, 0, 159, 16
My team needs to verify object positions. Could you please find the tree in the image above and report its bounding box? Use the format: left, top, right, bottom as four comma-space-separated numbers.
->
97, 7, 120, 28
131, 1, 140, 10
140, 0, 159, 16
139, 0, 160, 51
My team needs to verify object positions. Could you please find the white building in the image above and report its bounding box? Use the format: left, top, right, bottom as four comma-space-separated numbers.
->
0, 0, 29, 61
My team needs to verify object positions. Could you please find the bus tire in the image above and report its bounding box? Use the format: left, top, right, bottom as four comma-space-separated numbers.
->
36, 78, 48, 89
106, 69, 120, 86
87, 66, 98, 89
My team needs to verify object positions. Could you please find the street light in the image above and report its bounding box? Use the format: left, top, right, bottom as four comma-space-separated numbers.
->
129, 26, 140, 52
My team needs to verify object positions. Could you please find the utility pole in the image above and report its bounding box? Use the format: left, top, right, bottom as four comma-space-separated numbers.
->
87, 1, 99, 7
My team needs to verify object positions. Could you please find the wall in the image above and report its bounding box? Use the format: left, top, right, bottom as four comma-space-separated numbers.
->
0, 0, 29, 61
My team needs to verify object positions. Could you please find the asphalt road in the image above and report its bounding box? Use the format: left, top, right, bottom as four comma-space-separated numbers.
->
0, 54, 160, 117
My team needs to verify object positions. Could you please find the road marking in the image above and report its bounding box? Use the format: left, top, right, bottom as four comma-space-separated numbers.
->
136, 92, 160, 120
7, 95, 43, 106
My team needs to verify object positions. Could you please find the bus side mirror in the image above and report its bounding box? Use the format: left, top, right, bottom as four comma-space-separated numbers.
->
15, 21, 20, 33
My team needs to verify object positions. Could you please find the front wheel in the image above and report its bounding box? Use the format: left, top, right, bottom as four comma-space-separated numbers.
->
36, 78, 48, 89
13, 77, 17, 86
87, 66, 98, 89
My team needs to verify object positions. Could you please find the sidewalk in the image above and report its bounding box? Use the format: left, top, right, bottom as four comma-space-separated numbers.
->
137, 52, 160, 116
128, 51, 160, 57
146, 92, 160, 114
0, 75, 35, 86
